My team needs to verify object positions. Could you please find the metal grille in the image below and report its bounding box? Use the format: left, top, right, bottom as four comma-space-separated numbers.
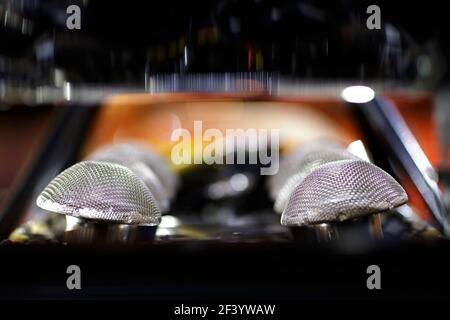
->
36, 161, 161, 225
269, 142, 357, 212
281, 159, 408, 226
87, 142, 178, 210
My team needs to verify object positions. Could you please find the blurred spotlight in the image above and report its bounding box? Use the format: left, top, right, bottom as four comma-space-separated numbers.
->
341, 86, 375, 103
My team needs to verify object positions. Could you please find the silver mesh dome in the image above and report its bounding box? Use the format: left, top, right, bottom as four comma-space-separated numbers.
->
125, 162, 169, 212
36, 161, 161, 225
87, 142, 178, 209
269, 141, 358, 212
281, 159, 408, 226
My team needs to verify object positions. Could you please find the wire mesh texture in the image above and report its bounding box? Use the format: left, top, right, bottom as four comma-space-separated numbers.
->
268, 141, 358, 213
36, 161, 161, 225
87, 142, 179, 212
281, 159, 408, 226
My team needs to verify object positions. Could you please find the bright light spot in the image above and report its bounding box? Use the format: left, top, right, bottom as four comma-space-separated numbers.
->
230, 173, 249, 192
341, 86, 375, 103
347, 140, 371, 162
65, 216, 81, 231
64, 82, 71, 101
159, 215, 180, 228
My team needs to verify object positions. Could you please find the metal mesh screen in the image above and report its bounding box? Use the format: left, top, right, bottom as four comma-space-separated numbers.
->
36, 161, 161, 225
269, 142, 357, 212
281, 159, 408, 226
87, 142, 178, 201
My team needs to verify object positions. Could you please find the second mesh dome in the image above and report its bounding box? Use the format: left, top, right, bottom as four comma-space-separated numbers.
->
281, 159, 408, 226
87, 142, 178, 212
268, 141, 358, 213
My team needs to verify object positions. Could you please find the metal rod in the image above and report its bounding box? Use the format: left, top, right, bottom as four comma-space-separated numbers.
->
350, 95, 450, 236
370, 213, 384, 240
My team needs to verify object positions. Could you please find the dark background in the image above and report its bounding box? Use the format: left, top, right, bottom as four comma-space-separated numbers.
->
1, 0, 449, 83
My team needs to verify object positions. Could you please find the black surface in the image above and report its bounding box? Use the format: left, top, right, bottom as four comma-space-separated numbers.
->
0, 240, 449, 301
3, 0, 450, 83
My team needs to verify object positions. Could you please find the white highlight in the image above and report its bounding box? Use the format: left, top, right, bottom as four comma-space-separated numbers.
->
159, 215, 180, 228
347, 140, 371, 162
64, 82, 71, 101
341, 86, 375, 103
230, 173, 249, 192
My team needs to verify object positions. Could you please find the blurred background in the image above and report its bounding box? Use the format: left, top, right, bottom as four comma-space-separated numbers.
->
1, 0, 450, 301
1, 0, 449, 83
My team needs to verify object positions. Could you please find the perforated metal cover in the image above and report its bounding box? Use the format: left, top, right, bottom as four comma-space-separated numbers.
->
36, 161, 161, 225
281, 159, 408, 226
269, 142, 358, 212
125, 162, 169, 212
87, 142, 178, 201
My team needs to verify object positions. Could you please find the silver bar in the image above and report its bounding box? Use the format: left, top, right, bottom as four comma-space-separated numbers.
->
352, 95, 450, 236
